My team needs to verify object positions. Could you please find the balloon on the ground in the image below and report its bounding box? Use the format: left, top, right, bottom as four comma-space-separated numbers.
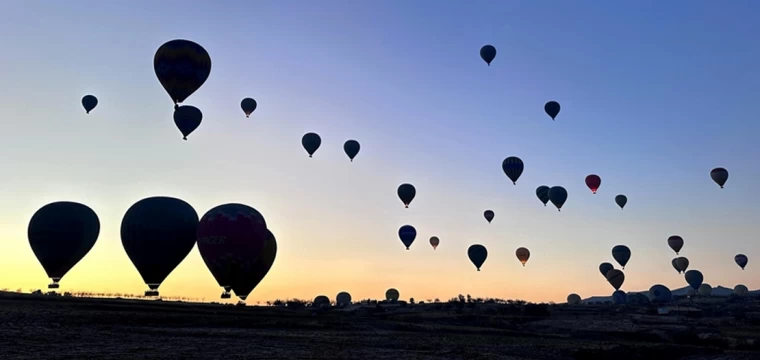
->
343, 140, 360, 162
612, 290, 627, 304
615, 194, 627, 209
599, 262, 614, 278
544, 101, 560, 120
385, 288, 400, 302
734, 285, 749, 296
480, 45, 496, 66
684, 270, 703, 290
240, 98, 257, 117
548, 186, 568, 211
81, 95, 98, 114
397, 183, 416, 208
429, 236, 440, 250
585, 175, 601, 194
648, 284, 672, 304
515, 247, 530, 266
301, 132, 322, 158
536, 186, 550, 206
468, 244, 488, 271
483, 210, 494, 223
667, 235, 684, 255
154, 39, 211, 107
336, 291, 352, 306
612, 245, 631, 269
710, 167, 728, 188
502, 157, 524, 185
735, 254, 748, 270
567, 294, 581, 305
313, 295, 330, 307
173, 105, 202, 140
699, 283, 712, 296
606, 269, 625, 290
398, 225, 417, 250
231, 229, 277, 301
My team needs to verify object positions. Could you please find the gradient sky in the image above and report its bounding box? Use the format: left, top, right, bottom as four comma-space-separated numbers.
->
0, 1, 759, 304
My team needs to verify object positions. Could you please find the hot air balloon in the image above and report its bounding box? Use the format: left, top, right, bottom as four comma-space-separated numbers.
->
544, 101, 560, 120
710, 167, 728, 188
648, 285, 672, 304
567, 294, 581, 305
468, 244, 487, 271
302, 132, 321, 158
343, 140, 360, 162
483, 210, 495, 223
599, 262, 614, 278
397, 183, 416, 208
699, 283, 712, 296
515, 247, 530, 266
385, 288, 400, 302
612, 290, 627, 304
173, 105, 202, 140
667, 235, 684, 254
671, 258, 680, 274
197, 204, 269, 298
536, 186, 550, 206
615, 194, 627, 209
585, 175, 601, 194
480, 45, 496, 66
81, 95, 98, 114
121, 197, 199, 297
231, 230, 277, 301
28, 202, 100, 289
313, 295, 330, 308
154, 39, 211, 107
429, 236, 440, 250
240, 98, 257, 117
336, 291, 352, 306
548, 186, 568, 211
502, 157, 524, 185
606, 269, 625, 290
398, 225, 417, 250
612, 245, 631, 269
734, 285, 749, 296
684, 270, 703, 290
735, 254, 748, 270
675, 257, 689, 273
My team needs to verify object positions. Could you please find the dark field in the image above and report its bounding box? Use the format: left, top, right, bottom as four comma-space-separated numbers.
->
1, 293, 759, 360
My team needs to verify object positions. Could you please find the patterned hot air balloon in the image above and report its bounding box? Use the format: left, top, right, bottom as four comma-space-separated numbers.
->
501, 157, 524, 185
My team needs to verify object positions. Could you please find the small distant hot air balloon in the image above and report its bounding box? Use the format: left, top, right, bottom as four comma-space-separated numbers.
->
313, 295, 330, 308
567, 294, 581, 305
735, 254, 748, 270
675, 257, 689, 273
710, 168, 728, 189
536, 186, 550, 206
154, 39, 211, 108
480, 45, 496, 66
585, 175, 601, 194
502, 157, 524, 185
667, 235, 684, 254
548, 186, 568, 211
385, 288, 400, 302
302, 133, 322, 158
429, 236, 440, 250
81, 95, 98, 114
173, 105, 202, 140
544, 101, 560, 120
343, 140, 360, 162
612, 245, 631, 269
515, 247, 530, 266
734, 285, 749, 296
599, 262, 614, 278
468, 244, 488, 271
615, 194, 627, 209
606, 269, 625, 290
684, 270, 703, 291
336, 291, 352, 306
398, 225, 417, 250
483, 210, 495, 223
397, 183, 416, 208
699, 283, 712, 296
240, 98, 257, 117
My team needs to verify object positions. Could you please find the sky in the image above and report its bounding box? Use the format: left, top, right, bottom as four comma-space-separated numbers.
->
0, 0, 759, 304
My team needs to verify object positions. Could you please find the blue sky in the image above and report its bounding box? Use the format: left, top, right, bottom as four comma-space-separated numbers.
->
0, 0, 758, 302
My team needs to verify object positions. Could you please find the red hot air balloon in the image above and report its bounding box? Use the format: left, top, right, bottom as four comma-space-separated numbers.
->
585, 175, 601, 194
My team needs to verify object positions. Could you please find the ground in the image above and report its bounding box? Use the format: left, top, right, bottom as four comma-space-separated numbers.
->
1, 292, 759, 360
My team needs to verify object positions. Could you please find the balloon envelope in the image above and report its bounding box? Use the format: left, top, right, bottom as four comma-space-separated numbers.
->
241, 98, 257, 117
81, 95, 98, 114
675, 257, 689, 273
585, 175, 601, 194
483, 210, 495, 223
735, 254, 748, 270
154, 39, 211, 105
566, 294, 581, 305
385, 288, 400, 301
301, 133, 322, 158
599, 262, 614, 278
536, 186, 550, 206
548, 186, 568, 211
615, 194, 627, 209
231, 230, 277, 301
173, 105, 202, 140
398, 225, 417, 250
667, 236, 684, 254
343, 140, 360, 161
397, 183, 416, 208
121, 197, 199, 290
710, 167, 728, 188
612, 290, 627, 305
606, 269, 625, 290
684, 270, 703, 290
544, 101, 560, 120
429, 236, 440, 250
515, 247, 530, 266
734, 285, 749, 296
313, 295, 330, 307
468, 244, 488, 271
502, 157, 524, 185
699, 283, 712, 296
612, 245, 631, 269
28, 202, 100, 284
336, 292, 352, 306
648, 285, 672, 304
479, 45, 496, 65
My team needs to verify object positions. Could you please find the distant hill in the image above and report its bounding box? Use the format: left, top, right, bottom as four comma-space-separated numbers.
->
581, 285, 758, 304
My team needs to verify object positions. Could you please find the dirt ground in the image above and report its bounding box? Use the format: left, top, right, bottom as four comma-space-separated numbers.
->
0, 294, 758, 360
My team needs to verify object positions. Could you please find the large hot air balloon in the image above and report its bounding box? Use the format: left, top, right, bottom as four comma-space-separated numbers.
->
684, 270, 703, 290
502, 157, 524, 185
710, 168, 728, 189
121, 197, 199, 297
336, 291, 352, 306
343, 140, 360, 162
667, 235, 684, 255
615, 194, 627, 209
301, 132, 322, 158
468, 244, 487, 271
612, 245, 631, 269
197, 203, 269, 298
606, 269, 625, 290
515, 247, 530, 266
648, 285, 672, 304
479, 45, 496, 66
231, 230, 277, 301
612, 290, 627, 305
599, 262, 614, 278
735, 254, 748, 270
81, 95, 98, 114
675, 257, 689, 273
28, 202, 100, 289
397, 183, 416, 208
240, 98, 257, 117
173, 105, 202, 140
313, 295, 330, 307
154, 39, 211, 107
483, 210, 495, 223
585, 175, 601, 194
385, 288, 400, 302
699, 283, 712, 296
567, 294, 581, 305
398, 225, 417, 250
734, 285, 749, 296
429, 236, 440, 250
536, 186, 550, 206
548, 186, 568, 211
544, 101, 560, 120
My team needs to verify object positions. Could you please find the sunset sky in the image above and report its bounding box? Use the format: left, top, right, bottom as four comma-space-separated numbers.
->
0, 1, 758, 304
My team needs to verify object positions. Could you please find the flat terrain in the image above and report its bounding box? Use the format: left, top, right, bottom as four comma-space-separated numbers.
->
1, 293, 758, 360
